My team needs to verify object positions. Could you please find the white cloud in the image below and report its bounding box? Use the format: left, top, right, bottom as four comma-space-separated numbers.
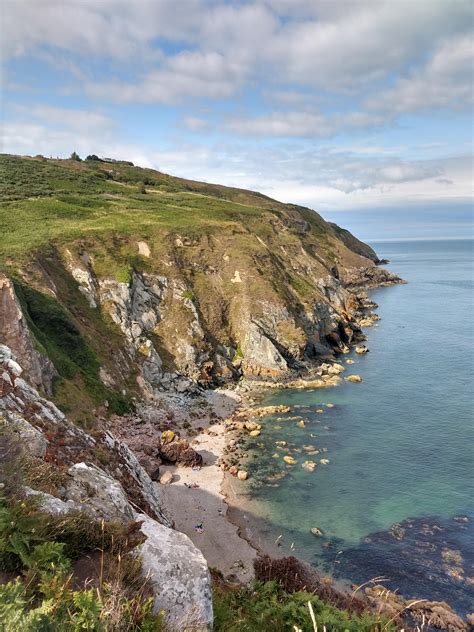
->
182, 117, 209, 132
0, 121, 152, 167
3, 0, 472, 109
86, 50, 248, 104
366, 35, 474, 114
226, 111, 335, 137
20, 105, 114, 133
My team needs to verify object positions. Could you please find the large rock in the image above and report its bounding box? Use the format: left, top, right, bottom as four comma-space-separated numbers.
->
64, 462, 135, 521
24, 488, 87, 516
242, 322, 288, 376
157, 431, 203, 467
138, 514, 213, 631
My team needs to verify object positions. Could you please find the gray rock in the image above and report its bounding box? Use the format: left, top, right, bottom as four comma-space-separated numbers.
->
64, 462, 135, 521
6, 412, 49, 458
138, 514, 213, 631
24, 488, 86, 515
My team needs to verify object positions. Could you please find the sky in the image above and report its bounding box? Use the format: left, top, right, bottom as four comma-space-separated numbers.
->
1, 0, 473, 240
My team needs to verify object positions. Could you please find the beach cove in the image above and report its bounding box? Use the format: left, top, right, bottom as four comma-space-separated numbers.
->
221, 239, 474, 616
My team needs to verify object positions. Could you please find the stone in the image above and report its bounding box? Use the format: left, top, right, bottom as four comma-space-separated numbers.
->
64, 462, 135, 521
158, 431, 203, 467
7, 412, 48, 458
302, 461, 316, 472
249, 429, 261, 437
24, 488, 86, 516
237, 470, 248, 481
137, 241, 151, 257
159, 471, 174, 485
325, 403, 334, 408
355, 345, 369, 354
346, 358, 355, 364
345, 374, 362, 383
297, 420, 305, 428
138, 514, 213, 631
228, 466, 238, 476
311, 527, 324, 537
320, 458, 330, 465
327, 363, 344, 374
283, 455, 296, 465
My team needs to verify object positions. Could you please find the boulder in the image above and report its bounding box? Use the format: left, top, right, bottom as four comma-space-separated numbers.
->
237, 470, 248, 481
345, 374, 362, 383
160, 471, 174, 485
24, 488, 86, 516
355, 345, 369, 354
138, 514, 213, 631
283, 455, 296, 465
64, 462, 135, 521
157, 430, 203, 467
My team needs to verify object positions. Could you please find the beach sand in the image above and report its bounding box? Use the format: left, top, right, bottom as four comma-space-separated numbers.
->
155, 390, 258, 583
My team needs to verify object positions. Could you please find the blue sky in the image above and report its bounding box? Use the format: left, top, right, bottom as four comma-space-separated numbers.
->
1, 0, 473, 240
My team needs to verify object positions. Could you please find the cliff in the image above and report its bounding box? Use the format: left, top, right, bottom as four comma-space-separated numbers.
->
0, 153, 405, 629
0, 154, 401, 412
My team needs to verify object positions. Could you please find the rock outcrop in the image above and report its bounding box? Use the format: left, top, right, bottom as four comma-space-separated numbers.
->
139, 514, 213, 631
0, 345, 214, 627
0, 274, 56, 395
157, 430, 203, 467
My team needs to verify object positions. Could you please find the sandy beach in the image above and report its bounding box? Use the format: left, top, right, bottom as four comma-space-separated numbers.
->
155, 390, 258, 583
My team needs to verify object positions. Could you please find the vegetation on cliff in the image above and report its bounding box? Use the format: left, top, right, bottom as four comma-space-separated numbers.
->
0, 153, 387, 425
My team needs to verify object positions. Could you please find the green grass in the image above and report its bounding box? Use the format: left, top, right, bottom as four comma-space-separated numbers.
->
12, 278, 131, 417
212, 580, 396, 632
0, 494, 163, 631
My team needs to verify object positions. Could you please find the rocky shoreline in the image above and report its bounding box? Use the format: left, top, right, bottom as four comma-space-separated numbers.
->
143, 276, 471, 632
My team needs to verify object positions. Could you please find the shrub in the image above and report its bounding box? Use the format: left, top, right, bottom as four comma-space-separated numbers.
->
212, 578, 396, 632
0, 495, 162, 630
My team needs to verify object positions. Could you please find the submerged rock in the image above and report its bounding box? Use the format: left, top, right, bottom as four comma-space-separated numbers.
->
311, 527, 324, 537
345, 374, 363, 383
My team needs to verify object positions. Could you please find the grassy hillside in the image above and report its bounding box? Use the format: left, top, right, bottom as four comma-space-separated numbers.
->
0, 154, 344, 264
0, 154, 375, 424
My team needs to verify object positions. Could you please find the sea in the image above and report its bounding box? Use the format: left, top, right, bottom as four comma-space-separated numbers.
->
236, 239, 474, 615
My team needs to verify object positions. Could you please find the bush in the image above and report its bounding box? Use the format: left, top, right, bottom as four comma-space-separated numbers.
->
0, 495, 162, 630
212, 578, 396, 632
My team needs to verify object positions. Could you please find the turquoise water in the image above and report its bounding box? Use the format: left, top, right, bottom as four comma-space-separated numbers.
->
242, 239, 474, 611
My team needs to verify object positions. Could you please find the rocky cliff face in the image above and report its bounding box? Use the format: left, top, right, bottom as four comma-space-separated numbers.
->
0, 154, 403, 411
0, 344, 213, 630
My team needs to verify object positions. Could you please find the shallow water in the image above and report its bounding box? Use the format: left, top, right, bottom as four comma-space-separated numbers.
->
241, 239, 474, 613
